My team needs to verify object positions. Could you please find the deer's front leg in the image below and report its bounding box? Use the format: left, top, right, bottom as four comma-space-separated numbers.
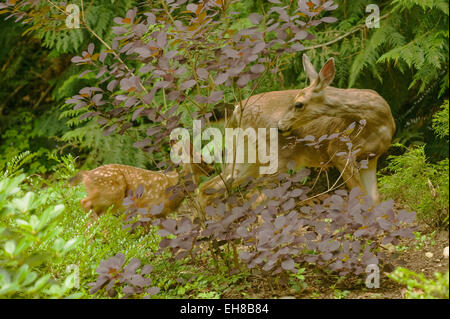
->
198, 162, 259, 211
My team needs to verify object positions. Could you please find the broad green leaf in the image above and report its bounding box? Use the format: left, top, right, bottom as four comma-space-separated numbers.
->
23, 271, 38, 286
15, 219, 30, 228
63, 238, 80, 253
11, 192, 36, 213
14, 237, 31, 256
29, 215, 40, 231
15, 264, 30, 284
0, 174, 25, 199
4, 240, 16, 256
31, 274, 51, 292
53, 238, 65, 252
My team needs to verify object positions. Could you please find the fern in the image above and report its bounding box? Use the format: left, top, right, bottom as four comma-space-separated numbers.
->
433, 100, 449, 139
1, 151, 36, 178
349, 22, 406, 87
392, 0, 449, 14
349, 1, 448, 94
60, 120, 153, 169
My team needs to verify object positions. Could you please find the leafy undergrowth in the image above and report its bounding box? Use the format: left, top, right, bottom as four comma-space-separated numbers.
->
1, 156, 447, 299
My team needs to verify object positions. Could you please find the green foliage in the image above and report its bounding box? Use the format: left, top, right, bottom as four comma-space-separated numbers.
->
0, 108, 70, 174
0, 174, 81, 298
60, 119, 154, 169
0, 151, 35, 178
433, 100, 449, 139
0, 153, 163, 298
379, 100, 449, 228
289, 267, 307, 293
352, 0, 449, 95
25, 0, 136, 54
379, 146, 449, 227
388, 267, 449, 299
0, 153, 262, 299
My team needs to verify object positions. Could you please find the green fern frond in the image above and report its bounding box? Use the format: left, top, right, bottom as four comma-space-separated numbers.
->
392, 0, 449, 15
1, 151, 36, 178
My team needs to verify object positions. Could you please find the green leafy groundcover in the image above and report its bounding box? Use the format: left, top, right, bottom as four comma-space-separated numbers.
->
0, 160, 160, 298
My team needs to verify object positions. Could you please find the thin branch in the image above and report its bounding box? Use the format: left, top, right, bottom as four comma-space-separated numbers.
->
303, 13, 390, 51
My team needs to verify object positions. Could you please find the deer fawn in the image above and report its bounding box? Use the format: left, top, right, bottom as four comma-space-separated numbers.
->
69, 143, 212, 218
199, 54, 395, 209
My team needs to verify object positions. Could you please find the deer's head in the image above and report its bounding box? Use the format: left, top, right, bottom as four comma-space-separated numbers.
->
278, 54, 335, 133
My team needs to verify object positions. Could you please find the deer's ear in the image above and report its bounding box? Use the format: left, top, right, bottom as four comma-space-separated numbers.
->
314, 58, 335, 91
303, 54, 318, 83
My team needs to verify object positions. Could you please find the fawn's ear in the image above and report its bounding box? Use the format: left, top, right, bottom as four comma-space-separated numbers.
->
313, 58, 335, 92
303, 54, 318, 83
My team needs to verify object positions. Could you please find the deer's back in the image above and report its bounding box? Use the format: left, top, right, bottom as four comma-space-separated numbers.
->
234, 90, 300, 128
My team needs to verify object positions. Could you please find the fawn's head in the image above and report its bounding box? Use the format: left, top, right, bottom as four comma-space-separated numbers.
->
278, 54, 335, 132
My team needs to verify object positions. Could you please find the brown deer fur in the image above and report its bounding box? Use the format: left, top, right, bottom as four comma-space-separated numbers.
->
69, 146, 212, 218
199, 54, 395, 208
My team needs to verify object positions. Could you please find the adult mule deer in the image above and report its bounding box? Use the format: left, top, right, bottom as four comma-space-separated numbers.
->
69, 143, 212, 218
198, 54, 395, 209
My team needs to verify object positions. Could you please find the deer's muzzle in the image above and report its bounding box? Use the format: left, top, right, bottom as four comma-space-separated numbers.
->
277, 118, 293, 136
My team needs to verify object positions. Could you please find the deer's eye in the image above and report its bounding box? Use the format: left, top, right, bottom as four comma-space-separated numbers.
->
295, 102, 304, 109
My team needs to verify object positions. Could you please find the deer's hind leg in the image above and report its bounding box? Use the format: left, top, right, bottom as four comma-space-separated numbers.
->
198, 162, 259, 211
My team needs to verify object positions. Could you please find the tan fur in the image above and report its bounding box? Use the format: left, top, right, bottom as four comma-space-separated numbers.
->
199, 55, 395, 208
71, 153, 212, 218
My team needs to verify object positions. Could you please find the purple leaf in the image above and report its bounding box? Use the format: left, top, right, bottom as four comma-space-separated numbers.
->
141, 265, 154, 275
134, 47, 151, 58
215, 73, 228, 85
71, 56, 86, 63
112, 26, 128, 35
249, 13, 263, 24
157, 31, 167, 48
208, 91, 223, 104
107, 80, 118, 92
133, 138, 151, 148
88, 43, 94, 55
180, 79, 196, 90
281, 259, 295, 271
321, 16, 338, 23
103, 124, 118, 136
250, 64, 265, 74
196, 68, 209, 80
147, 287, 160, 296
237, 73, 251, 88
186, 3, 197, 13
132, 107, 145, 121
252, 42, 266, 54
